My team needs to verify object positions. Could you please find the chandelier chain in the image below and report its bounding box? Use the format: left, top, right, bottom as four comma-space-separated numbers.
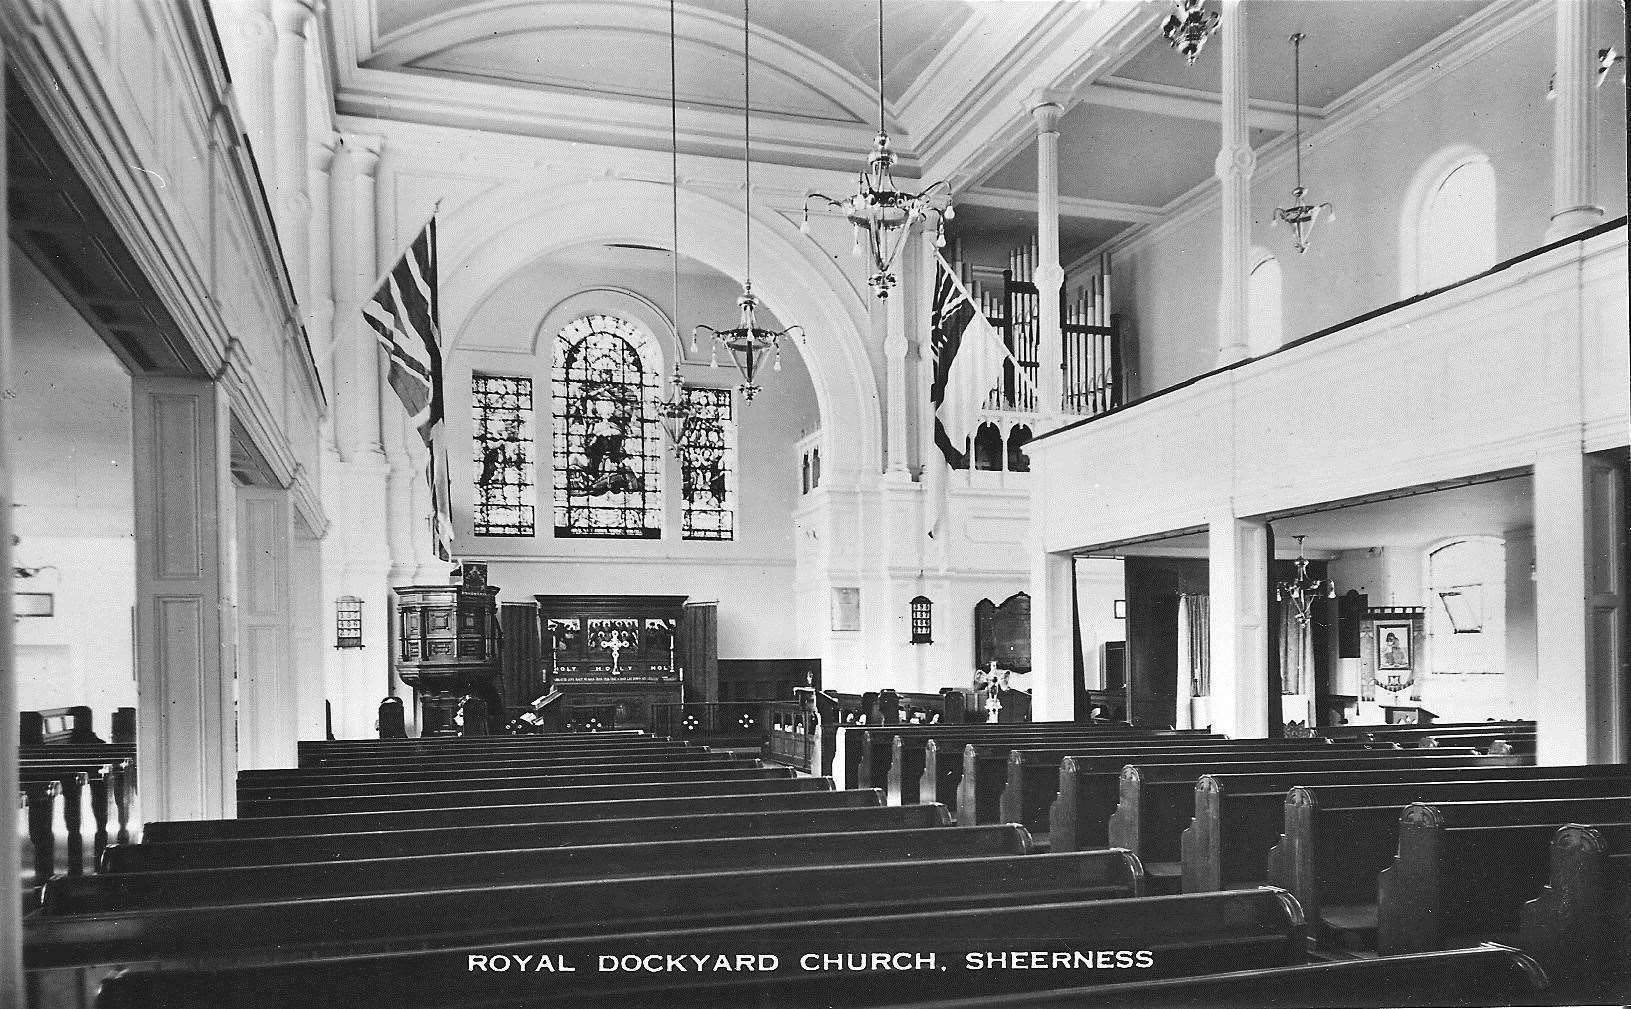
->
1292, 32, 1303, 192
877, 0, 885, 135
742, 0, 751, 284
670, 0, 681, 351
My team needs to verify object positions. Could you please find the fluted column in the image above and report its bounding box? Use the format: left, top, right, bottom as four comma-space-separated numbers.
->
217, 0, 276, 166
1029, 90, 1066, 418
307, 132, 338, 416
1545, 0, 1605, 243
1215, 0, 1254, 365
270, 0, 315, 299
884, 240, 911, 480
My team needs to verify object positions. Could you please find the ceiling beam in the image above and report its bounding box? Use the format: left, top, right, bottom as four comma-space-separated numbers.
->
959, 187, 1163, 226
1085, 76, 1316, 133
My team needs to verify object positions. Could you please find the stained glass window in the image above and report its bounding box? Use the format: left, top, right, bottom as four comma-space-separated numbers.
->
471, 374, 535, 536
680, 386, 735, 541
552, 315, 664, 539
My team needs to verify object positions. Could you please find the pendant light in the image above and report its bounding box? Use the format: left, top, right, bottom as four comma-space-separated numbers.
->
692, 0, 801, 401
801, 0, 953, 300
1271, 33, 1335, 254
653, 0, 696, 452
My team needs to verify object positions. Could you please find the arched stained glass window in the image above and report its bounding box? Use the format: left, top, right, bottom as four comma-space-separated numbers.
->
680, 386, 736, 541
552, 315, 664, 539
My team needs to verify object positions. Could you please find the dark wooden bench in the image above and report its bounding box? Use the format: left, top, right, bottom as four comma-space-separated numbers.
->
892, 730, 1221, 807
91, 887, 1305, 1009
298, 729, 647, 750
1316, 720, 1532, 740
103, 793, 910, 870
20, 756, 136, 845
1489, 737, 1537, 756
1051, 750, 1505, 856
996, 737, 1353, 830
20, 706, 102, 745
867, 944, 1549, 1009
243, 746, 717, 781
49, 806, 981, 911
1377, 798, 1631, 955
145, 777, 842, 842
1270, 787, 1631, 947
835, 721, 1090, 790
1181, 761, 1616, 892
16, 769, 94, 876
294, 742, 703, 769
1421, 731, 1537, 751
47, 850, 1140, 977
236, 765, 795, 817
874, 727, 1211, 802
236, 757, 765, 802
972, 742, 1393, 831
1519, 822, 1631, 997
19, 781, 67, 900
1100, 753, 1520, 887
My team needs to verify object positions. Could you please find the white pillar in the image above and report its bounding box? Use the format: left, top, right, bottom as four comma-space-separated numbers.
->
1030, 91, 1066, 418
1215, 0, 1254, 365
884, 274, 911, 480
291, 520, 327, 740
270, 0, 315, 299
1534, 448, 1627, 764
1209, 513, 1269, 737
218, 0, 276, 164
236, 485, 296, 769
1545, 0, 1606, 243
0, 61, 22, 1000
333, 132, 385, 461
1031, 548, 1077, 720
133, 375, 238, 820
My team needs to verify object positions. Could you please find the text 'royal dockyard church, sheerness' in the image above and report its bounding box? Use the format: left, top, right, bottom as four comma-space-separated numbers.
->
2, 0, 1628, 1006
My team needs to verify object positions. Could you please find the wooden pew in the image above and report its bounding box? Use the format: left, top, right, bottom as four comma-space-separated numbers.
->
1051, 750, 1510, 856
295, 742, 700, 768
22, 756, 135, 847
236, 757, 765, 802
1421, 731, 1537, 751
1270, 787, 1631, 946
103, 793, 917, 870
1489, 737, 1537, 756
237, 765, 796, 817
995, 737, 1345, 829
35, 847, 1135, 984
16, 769, 93, 876
242, 746, 717, 781
1099, 753, 1524, 888
144, 777, 842, 842
50, 806, 979, 911
298, 730, 647, 750
864, 725, 1202, 797
91, 887, 1307, 1009
1316, 719, 1532, 740
890, 729, 1220, 806
869, 944, 1549, 1009
835, 721, 1090, 790
1376, 797, 1631, 955
1182, 762, 1623, 892
1519, 822, 1631, 997
20, 781, 67, 899
971, 742, 1391, 831
16, 789, 40, 906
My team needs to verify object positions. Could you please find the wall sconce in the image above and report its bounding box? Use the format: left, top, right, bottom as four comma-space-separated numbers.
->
336, 596, 364, 649
910, 595, 933, 644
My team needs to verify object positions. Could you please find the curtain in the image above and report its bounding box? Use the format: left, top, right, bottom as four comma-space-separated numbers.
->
1279, 604, 1316, 696
1176, 592, 1211, 714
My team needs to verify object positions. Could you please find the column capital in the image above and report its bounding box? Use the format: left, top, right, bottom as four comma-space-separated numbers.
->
270, 0, 317, 36
1033, 263, 1064, 293
309, 131, 339, 173
340, 132, 384, 177
1025, 89, 1069, 131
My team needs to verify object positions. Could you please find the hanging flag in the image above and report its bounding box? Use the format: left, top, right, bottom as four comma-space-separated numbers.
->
364, 215, 453, 561
930, 253, 1023, 465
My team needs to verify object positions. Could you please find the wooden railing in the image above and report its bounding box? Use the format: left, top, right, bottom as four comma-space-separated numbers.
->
650, 702, 773, 746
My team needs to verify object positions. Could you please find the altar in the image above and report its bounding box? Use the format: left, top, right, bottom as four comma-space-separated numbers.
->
536, 594, 688, 729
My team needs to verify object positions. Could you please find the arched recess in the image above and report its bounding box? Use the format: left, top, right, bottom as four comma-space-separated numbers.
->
439, 176, 883, 477
1398, 145, 1498, 297
1246, 247, 1283, 355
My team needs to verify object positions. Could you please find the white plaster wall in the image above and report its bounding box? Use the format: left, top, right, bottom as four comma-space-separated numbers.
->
14, 537, 137, 719
1111, 5, 1628, 395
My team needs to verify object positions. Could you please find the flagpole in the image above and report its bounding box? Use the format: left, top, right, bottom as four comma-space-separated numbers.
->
314, 199, 444, 369
934, 250, 1044, 404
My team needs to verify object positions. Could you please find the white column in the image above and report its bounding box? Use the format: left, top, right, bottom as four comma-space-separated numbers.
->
1209, 513, 1269, 737
218, 0, 276, 163
1215, 0, 1254, 365
1545, 0, 1606, 242
1031, 548, 1077, 720
308, 133, 339, 449
133, 376, 237, 820
884, 267, 910, 480
236, 485, 296, 769
270, 0, 315, 299
334, 133, 385, 461
1534, 448, 1627, 764
0, 61, 22, 999
290, 520, 328, 740
1030, 91, 1066, 418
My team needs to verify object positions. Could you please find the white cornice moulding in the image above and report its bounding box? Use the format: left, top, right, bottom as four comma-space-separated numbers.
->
1085, 76, 1314, 133
960, 187, 1164, 226
1071, 0, 1548, 274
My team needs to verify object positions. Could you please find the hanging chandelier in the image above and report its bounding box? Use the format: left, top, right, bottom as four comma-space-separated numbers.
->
801, 0, 952, 300
653, 0, 697, 452
1160, 0, 1220, 66
693, 0, 801, 401
1272, 33, 1335, 255
1276, 535, 1336, 627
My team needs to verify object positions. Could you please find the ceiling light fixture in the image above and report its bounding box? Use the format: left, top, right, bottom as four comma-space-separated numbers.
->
1271, 33, 1335, 254
1161, 0, 1220, 66
653, 0, 697, 451
1276, 535, 1336, 627
800, 0, 952, 299
693, 0, 801, 401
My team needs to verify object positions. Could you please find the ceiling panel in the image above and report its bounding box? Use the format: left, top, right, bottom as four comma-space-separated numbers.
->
1112, 0, 1497, 108
947, 202, 1130, 271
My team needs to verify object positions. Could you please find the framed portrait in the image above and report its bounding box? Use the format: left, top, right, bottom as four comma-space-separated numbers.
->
1375, 621, 1413, 671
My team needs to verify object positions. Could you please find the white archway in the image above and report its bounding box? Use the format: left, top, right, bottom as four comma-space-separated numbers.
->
439, 176, 884, 477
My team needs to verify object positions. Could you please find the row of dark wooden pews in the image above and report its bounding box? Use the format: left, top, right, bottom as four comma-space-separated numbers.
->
18, 724, 1584, 1008
16, 735, 140, 906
